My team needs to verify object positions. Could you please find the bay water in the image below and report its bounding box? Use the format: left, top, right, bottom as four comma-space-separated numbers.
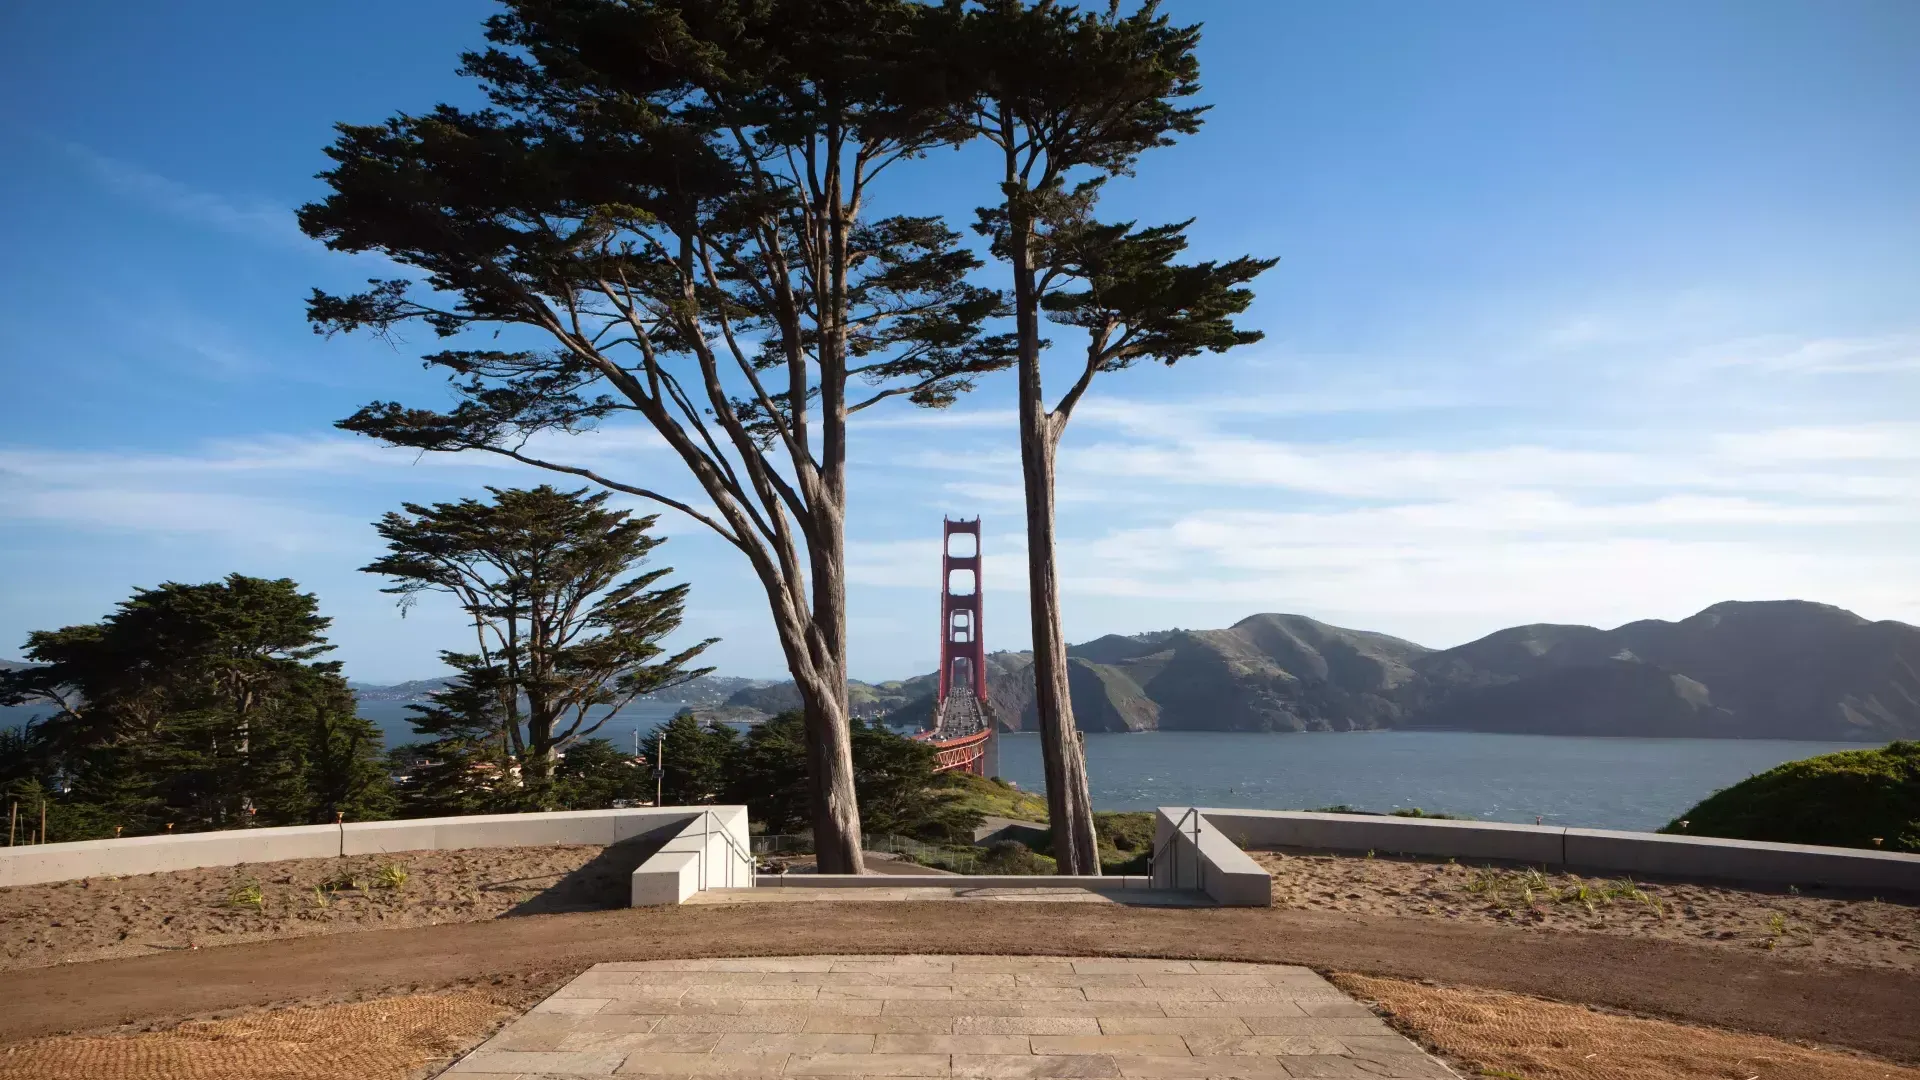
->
6, 700, 1873, 833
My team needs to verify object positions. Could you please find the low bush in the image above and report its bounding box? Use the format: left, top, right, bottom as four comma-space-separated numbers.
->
1662, 740, 1919, 852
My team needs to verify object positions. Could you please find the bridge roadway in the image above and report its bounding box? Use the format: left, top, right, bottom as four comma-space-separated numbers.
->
920, 685, 992, 775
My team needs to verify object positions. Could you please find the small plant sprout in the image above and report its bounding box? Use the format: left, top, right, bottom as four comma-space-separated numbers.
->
228, 879, 266, 912
375, 863, 409, 890
311, 885, 330, 909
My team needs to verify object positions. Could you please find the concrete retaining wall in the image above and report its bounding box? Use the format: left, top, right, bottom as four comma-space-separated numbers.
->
0, 806, 752, 899
0, 824, 345, 889
1151, 808, 1272, 907
632, 807, 754, 905
1198, 808, 1920, 892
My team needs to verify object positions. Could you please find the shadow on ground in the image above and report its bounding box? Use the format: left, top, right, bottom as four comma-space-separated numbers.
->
502, 835, 671, 916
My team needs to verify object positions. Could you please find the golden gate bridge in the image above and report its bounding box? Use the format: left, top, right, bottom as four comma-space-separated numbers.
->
916, 517, 995, 775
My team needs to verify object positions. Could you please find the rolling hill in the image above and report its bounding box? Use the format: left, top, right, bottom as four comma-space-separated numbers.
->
853, 601, 1917, 741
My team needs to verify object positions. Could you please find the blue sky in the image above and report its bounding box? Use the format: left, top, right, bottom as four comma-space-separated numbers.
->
2, 1, 1916, 685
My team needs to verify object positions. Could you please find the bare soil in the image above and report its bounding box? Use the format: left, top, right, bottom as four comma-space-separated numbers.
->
1255, 847, 1920, 972
10, 842, 1912, 977
2, 902, 1915, 1066
0, 990, 524, 1080
0, 844, 642, 973
1333, 971, 1920, 1080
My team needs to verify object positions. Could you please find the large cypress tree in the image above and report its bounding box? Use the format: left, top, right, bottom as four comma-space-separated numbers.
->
934, 0, 1272, 874
301, 0, 1012, 872
364, 485, 713, 811
0, 575, 391, 834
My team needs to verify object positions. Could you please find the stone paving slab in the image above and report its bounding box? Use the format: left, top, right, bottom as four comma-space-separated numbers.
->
449, 957, 1458, 1079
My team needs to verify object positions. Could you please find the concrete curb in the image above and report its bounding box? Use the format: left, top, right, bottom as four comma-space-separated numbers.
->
1191, 808, 1920, 893
0, 806, 756, 899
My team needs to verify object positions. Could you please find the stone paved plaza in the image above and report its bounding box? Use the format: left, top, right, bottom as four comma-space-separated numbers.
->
447, 955, 1457, 1078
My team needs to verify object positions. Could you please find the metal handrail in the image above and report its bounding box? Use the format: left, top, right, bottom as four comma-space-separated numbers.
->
702, 811, 754, 889
1147, 807, 1205, 893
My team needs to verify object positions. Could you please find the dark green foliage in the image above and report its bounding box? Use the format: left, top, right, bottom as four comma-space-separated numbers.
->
0, 576, 392, 837
727, 713, 813, 835
1027, 810, 1156, 875
301, 0, 1041, 870
649, 712, 740, 805
976, 840, 1057, 875
364, 486, 713, 813
1663, 741, 1920, 852
554, 737, 649, 809
849, 719, 981, 842
723, 712, 981, 842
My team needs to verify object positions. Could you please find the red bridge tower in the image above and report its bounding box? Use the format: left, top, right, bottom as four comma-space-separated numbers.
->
920, 517, 995, 775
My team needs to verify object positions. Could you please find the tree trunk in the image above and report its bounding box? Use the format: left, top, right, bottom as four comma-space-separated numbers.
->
760, 536, 865, 875
803, 490, 864, 875
804, 147, 865, 877
1009, 199, 1101, 876
1017, 417, 1101, 874
798, 668, 864, 875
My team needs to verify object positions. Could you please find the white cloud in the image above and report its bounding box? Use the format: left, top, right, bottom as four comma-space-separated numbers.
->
1691, 334, 1920, 375
0, 487, 360, 553
62, 141, 308, 249
0, 424, 713, 549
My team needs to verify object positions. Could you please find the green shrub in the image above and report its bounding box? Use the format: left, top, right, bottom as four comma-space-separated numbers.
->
977, 840, 1057, 875
1662, 741, 1918, 852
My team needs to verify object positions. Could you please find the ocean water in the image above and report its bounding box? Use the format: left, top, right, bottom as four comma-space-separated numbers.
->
4, 701, 1874, 833
989, 730, 1871, 832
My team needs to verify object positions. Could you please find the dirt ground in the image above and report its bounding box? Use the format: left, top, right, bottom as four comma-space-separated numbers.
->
0, 844, 639, 973
9, 842, 1913, 977
3, 902, 1915, 1066
1334, 972, 1920, 1080
1254, 847, 1920, 972
0, 990, 525, 1080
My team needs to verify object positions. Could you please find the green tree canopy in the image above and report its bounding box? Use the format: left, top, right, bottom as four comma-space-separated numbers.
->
365, 485, 713, 811
0, 575, 391, 837
725, 712, 980, 842
300, 0, 1022, 872
648, 712, 742, 806
927, 0, 1272, 873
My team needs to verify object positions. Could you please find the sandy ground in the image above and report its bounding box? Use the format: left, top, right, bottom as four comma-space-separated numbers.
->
9, 842, 1912, 977
0, 990, 527, 1080
3, 902, 1914, 1065
0, 845, 640, 973
1255, 847, 1920, 972
1334, 971, 1920, 1080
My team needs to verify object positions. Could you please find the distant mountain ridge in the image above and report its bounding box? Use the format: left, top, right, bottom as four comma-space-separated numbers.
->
347, 673, 775, 706
23, 601, 1920, 741
847, 601, 1916, 741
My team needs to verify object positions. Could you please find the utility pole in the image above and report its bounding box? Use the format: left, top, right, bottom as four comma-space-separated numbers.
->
655, 733, 664, 808
8, 799, 15, 846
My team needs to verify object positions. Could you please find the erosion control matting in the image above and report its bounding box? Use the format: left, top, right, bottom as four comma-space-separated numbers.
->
0, 903, 1914, 1065
1334, 972, 1920, 1080
0, 991, 514, 1080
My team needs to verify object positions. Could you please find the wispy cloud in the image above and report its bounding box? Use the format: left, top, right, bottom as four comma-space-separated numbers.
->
60, 141, 309, 249
1688, 334, 1920, 375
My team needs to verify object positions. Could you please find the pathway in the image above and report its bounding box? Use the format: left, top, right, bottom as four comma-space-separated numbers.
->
445, 955, 1457, 1078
